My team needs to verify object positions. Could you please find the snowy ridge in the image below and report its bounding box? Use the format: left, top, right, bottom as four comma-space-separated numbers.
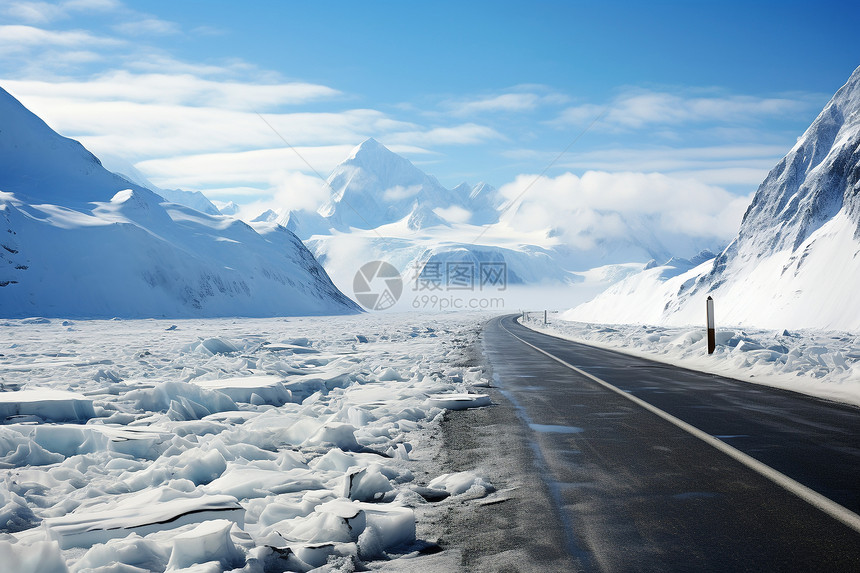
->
0, 86, 358, 318
98, 154, 222, 217
568, 65, 860, 331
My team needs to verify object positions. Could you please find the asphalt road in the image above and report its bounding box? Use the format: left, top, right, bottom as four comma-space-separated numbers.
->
482, 314, 860, 572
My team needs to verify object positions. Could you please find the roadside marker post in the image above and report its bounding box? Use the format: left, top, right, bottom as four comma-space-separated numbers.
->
544, 310, 547, 324
706, 296, 715, 354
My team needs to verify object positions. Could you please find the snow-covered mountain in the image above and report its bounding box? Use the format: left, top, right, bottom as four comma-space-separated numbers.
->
276, 139, 716, 301
568, 64, 860, 330
217, 201, 240, 216
316, 138, 467, 230
0, 87, 359, 318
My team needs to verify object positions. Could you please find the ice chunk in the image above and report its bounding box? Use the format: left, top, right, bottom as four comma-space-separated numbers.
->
354, 502, 415, 556
198, 337, 240, 355
310, 448, 363, 474
0, 539, 67, 573
428, 471, 494, 496
283, 500, 367, 544
166, 519, 245, 570
191, 375, 292, 405
426, 393, 491, 410
263, 342, 319, 354
304, 422, 360, 451
43, 487, 244, 549
290, 542, 358, 569
203, 467, 324, 500
0, 389, 95, 422
0, 489, 39, 532
0, 430, 64, 467
343, 465, 393, 502
129, 381, 237, 419
13, 424, 170, 459
72, 533, 169, 572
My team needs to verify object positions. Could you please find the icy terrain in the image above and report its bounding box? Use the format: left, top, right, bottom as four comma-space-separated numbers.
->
522, 315, 860, 407
0, 313, 497, 572
0, 86, 358, 318
568, 64, 860, 331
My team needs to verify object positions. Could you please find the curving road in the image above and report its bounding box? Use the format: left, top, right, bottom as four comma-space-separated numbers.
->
482, 314, 860, 572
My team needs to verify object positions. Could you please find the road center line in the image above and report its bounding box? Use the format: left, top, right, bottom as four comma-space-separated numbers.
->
501, 317, 860, 535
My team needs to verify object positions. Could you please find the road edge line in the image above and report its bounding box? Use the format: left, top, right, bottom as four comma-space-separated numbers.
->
500, 317, 860, 535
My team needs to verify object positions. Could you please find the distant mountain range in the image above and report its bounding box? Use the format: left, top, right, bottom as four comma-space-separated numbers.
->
262, 138, 724, 298
567, 64, 860, 330
0, 87, 359, 318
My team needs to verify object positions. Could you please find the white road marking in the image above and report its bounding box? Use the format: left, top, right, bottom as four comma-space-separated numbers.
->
501, 317, 860, 535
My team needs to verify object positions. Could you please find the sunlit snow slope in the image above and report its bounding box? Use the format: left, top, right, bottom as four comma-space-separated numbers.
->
0, 87, 359, 318
568, 64, 860, 330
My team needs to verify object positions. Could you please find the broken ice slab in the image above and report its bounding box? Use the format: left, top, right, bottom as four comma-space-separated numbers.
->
191, 375, 293, 405
5, 423, 170, 459
165, 519, 245, 570
42, 486, 244, 549
426, 393, 491, 410
203, 467, 324, 500
0, 389, 95, 423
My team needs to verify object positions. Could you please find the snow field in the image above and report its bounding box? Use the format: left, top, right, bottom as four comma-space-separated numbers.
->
0, 313, 496, 572
522, 316, 860, 406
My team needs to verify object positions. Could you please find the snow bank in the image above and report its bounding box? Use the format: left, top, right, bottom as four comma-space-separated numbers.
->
522, 316, 860, 406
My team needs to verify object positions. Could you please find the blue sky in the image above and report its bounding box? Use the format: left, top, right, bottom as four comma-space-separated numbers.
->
1, 0, 859, 228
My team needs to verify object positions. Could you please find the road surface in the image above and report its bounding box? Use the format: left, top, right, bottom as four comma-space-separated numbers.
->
481, 314, 860, 571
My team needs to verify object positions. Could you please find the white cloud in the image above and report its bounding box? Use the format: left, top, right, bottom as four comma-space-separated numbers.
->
498, 171, 751, 249
556, 89, 817, 130
560, 144, 786, 177
113, 17, 180, 36
452, 93, 541, 115
382, 185, 421, 201
502, 144, 787, 187
4, 73, 341, 111
2, 0, 121, 24
134, 145, 354, 189
433, 205, 472, 224
0, 24, 123, 51
2, 85, 410, 163
388, 123, 503, 146
444, 86, 569, 116
3, 2, 67, 24
230, 170, 334, 222
62, 0, 122, 12
272, 171, 331, 212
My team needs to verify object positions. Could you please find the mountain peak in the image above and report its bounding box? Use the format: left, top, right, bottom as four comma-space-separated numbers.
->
346, 137, 396, 163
